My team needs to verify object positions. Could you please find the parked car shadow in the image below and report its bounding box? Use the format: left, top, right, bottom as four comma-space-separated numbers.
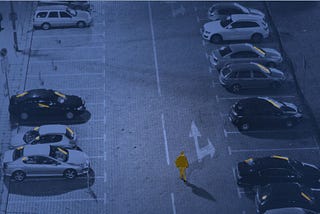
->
11, 110, 91, 127
185, 181, 216, 202
4, 169, 95, 196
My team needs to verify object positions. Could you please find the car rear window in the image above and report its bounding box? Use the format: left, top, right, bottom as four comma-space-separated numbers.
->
36, 12, 48, 18
220, 16, 232, 27
23, 130, 40, 144
219, 46, 232, 57
13, 147, 24, 161
50, 146, 69, 162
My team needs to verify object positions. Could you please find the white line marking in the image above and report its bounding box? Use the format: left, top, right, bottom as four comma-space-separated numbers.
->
171, 193, 176, 214
31, 58, 104, 63
215, 95, 219, 103
224, 128, 309, 135
205, 52, 209, 59
33, 45, 105, 51
202, 39, 206, 47
104, 193, 107, 205
89, 155, 104, 159
54, 87, 103, 91
33, 32, 105, 39
161, 113, 170, 165
104, 170, 107, 183
218, 95, 296, 101
228, 146, 232, 155
211, 80, 215, 88
86, 102, 104, 106
232, 168, 241, 199
229, 147, 319, 153
104, 151, 107, 161
223, 128, 228, 138
8, 198, 105, 204
89, 119, 105, 123
79, 137, 104, 141
148, 1, 162, 97
196, 16, 200, 23
28, 72, 103, 78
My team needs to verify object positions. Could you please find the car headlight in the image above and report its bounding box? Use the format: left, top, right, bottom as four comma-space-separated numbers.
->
81, 160, 90, 169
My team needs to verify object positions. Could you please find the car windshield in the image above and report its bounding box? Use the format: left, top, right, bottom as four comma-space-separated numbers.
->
23, 130, 40, 144
221, 66, 232, 77
220, 16, 232, 28
49, 146, 69, 162
219, 46, 232, 57
13, 146, 24, 161
66, 8, 77, 16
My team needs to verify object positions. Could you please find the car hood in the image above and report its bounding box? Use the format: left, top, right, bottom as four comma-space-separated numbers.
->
269, 68, 285, 78
10, 134, 26, 147
67, 150, 89, 165
65, 95, 84, 108
3, 150, 14, 163
204, 21, 223, 33
263, 48, 282, 60
238, 161, 255, 177
248, 8, 265, 18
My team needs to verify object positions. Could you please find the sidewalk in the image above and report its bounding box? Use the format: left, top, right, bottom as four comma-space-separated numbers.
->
266, 2, 320, 142
0, 1, 34, 213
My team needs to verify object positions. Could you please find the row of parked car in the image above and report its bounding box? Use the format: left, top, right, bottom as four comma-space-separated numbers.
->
201, 3, 315, 214
1, 1, 97, 182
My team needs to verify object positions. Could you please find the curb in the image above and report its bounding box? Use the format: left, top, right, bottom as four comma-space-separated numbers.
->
263, 2, 320, 147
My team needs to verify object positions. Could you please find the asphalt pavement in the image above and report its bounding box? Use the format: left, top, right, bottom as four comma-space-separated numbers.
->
0, 1, 319, 214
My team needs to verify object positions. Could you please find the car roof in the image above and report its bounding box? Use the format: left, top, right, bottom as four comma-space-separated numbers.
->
228, 62, 257, 71
212, 2, 241, 9
13, 89, 56, 102
23, 144, 51, 156
230, 14, 263, 22
38, 124, 67, 135
229, 43, 253, 52
36, 5, 68, 11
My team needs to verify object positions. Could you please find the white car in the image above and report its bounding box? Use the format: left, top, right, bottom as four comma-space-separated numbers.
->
10, 124, 77, 149
265, 207, 317, 214
202, 14, 269, 43
208, 2, 265, 21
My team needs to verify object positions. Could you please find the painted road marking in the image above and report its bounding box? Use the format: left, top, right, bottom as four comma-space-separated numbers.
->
205, 52, 209, 59
189, 121, 215, 162
8, 198, 105, 204
31, 58, 105, 63
28, 72, 104, 78
89, 155, 104, 159
33, 32, 105, 38
171, 193, 176, 214
161, 113, 170, 165
202, 39, 206, 47
148, 1, 162, 97
223, 127, 310, 137
216, 95, 296, 101
232, 167, 242, 199
32, 45, 106, 51
85, 102, 104, 106
54, 87, 103, 91
228, 146, 319, 155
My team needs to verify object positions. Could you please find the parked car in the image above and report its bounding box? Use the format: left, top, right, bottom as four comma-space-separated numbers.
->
10, 124, 77, 149
219, 62, 285, 92
264, 208, 317, 214
2, 144, 90, 181
207, 2, 265, 21
236, 156, 320, 187
9, 89, 86, 121
33, 5, 92, 30
202, 14, 269, 43
38, 1, 91, 11
210, 43, 283, 70
229, 97, 303, 131
256, 183, 320, 214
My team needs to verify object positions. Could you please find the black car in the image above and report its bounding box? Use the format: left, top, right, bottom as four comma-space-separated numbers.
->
38, 1, 91, 11
236, 156, 320, 187
9, 89, 86, 121
229, 97, 302, 131
256, 183, 320, 214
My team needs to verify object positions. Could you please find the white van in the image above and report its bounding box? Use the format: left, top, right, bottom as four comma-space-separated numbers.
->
33, 5, 92, 30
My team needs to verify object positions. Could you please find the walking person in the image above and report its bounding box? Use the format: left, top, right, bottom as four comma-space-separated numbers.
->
175, 151, 189, 182
0, 13, 3, 31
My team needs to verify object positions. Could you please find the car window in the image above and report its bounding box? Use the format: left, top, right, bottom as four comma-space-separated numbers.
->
38, 156, 58, 165
48, 12, 59, 18
50, 146, 69, 162
22, 156, 38, 164
23, 130, 40, 144
13, 147, 24, 161
219, 46, 232, 57
36, 12, 48, 18
237, 70, 251, 78
39, 135, 63, 144
260, 169, 294, 177
231, 21, 259, 28
220, 16, 233, 27
60, 11, 71, 18
253, 70, 267, 78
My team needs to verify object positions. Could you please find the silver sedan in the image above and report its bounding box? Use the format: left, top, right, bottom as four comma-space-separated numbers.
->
3, 144, 90, 181
210, 43, 283, 71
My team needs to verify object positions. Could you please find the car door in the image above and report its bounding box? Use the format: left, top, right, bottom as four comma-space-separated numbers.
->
252, 68, 269, 88
259, 168, 297, 183
227, 21, 245, 40
47, 11, 59, 27
37, 156, 62, 176
59, 11, 73, 26
22, 156, 46, 176
237, 69, 252, 89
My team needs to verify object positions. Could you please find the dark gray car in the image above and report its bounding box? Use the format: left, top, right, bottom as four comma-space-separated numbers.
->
208, 2, 265, 21
210, 43, 283, 71
219, 62, 285, 93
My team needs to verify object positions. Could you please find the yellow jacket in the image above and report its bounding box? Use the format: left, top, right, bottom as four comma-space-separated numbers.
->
175, 155, 189, 168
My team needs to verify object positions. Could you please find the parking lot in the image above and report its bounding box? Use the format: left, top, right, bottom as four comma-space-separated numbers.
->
1, 1, 320, 214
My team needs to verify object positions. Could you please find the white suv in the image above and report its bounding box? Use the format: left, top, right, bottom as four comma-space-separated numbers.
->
202, 14, 269, 43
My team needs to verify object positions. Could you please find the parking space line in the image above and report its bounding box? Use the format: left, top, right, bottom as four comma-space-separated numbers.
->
171, 193, 176, 214
89, 155, 104, 159
205, 52, 209, 59
8, 197, 105, 204
196, 16, 200, 23
202, 39, 206, 47
161, 113, 170, 165
33, 32, 105, 39
211, 80, 215, 88
217, 95, 296, 101
78, 137, 104, 141
104, 170, 107, 183
224, 128, 310, 137
28, 73, 103, 78
31, 58, 105, 64
104, 193, 106, 205
85, 102, 104, 106
89, 119, 105, 123
228, 146, 319, 155
148, 1, 162, 97
215, 95, 219, 103
54, 87, 104, 91
32, 45, 106, 51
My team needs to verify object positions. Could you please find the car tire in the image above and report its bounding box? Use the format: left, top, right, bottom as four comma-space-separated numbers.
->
77, 21, 86, 28
230, 84, 241, 93
20, 112, 29, 120
66, 112, 74, 120
41, 23, 51, 30
251, 33, 263, 43
12, 170, 26, 182
285, 120, 294, 128
63, 169, 77, 179
267, 62, 276, 68
270, 81, 281, 89
239, 122, 250, 131
210, 34, 223, 43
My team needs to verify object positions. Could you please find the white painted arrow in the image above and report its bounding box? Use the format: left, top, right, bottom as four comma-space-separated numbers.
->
189, 121, 215, 162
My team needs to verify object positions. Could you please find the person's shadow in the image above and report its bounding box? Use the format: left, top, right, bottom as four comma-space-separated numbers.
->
185, 181, 216, 202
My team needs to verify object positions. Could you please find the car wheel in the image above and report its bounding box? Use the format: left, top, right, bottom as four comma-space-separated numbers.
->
77, 21, 86, 28
64, 169, 77, 179
210, 34, 223, 43
239, 122, 250, 131
251, 33, 263, 43
285, 120, 294, 128
230, 84, 241, 93
66, 112, 74, 120
41, 23, 51, 30
267, 62, 276, 67
20, 112, 29, 120
270, 81, 281, 89
12, 170, 26, 182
